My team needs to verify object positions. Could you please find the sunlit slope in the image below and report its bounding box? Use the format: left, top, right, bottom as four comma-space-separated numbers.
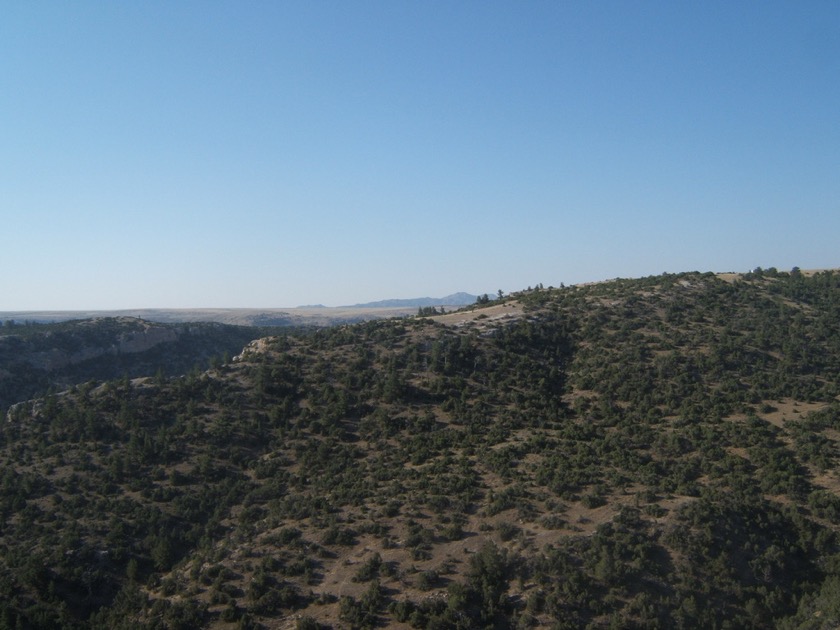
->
2, 269, 840, 628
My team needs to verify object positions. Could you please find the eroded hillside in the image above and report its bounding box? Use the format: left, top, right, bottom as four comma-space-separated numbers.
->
1, 269, 840, 628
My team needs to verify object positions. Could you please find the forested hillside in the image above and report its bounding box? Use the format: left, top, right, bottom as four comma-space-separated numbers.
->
1, 269, 839, 629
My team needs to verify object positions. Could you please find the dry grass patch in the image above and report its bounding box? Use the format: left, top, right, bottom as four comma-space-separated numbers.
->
431, 301, 525, 330
761, 399, 829, 428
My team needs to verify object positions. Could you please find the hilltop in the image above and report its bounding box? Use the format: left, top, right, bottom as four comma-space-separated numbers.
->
1, 268, 840, 628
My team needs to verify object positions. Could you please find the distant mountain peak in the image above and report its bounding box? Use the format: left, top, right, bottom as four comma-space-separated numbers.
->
347, 292, 479, 309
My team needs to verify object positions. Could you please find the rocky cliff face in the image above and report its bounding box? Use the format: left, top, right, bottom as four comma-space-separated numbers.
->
21, 320, 179, 371
0, 317, 263, 412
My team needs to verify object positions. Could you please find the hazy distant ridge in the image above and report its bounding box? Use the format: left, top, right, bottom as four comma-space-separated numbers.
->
347, 292, 478, 308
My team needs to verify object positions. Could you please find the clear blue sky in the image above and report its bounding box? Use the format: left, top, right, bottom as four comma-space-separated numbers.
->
2, 2, 838, 309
